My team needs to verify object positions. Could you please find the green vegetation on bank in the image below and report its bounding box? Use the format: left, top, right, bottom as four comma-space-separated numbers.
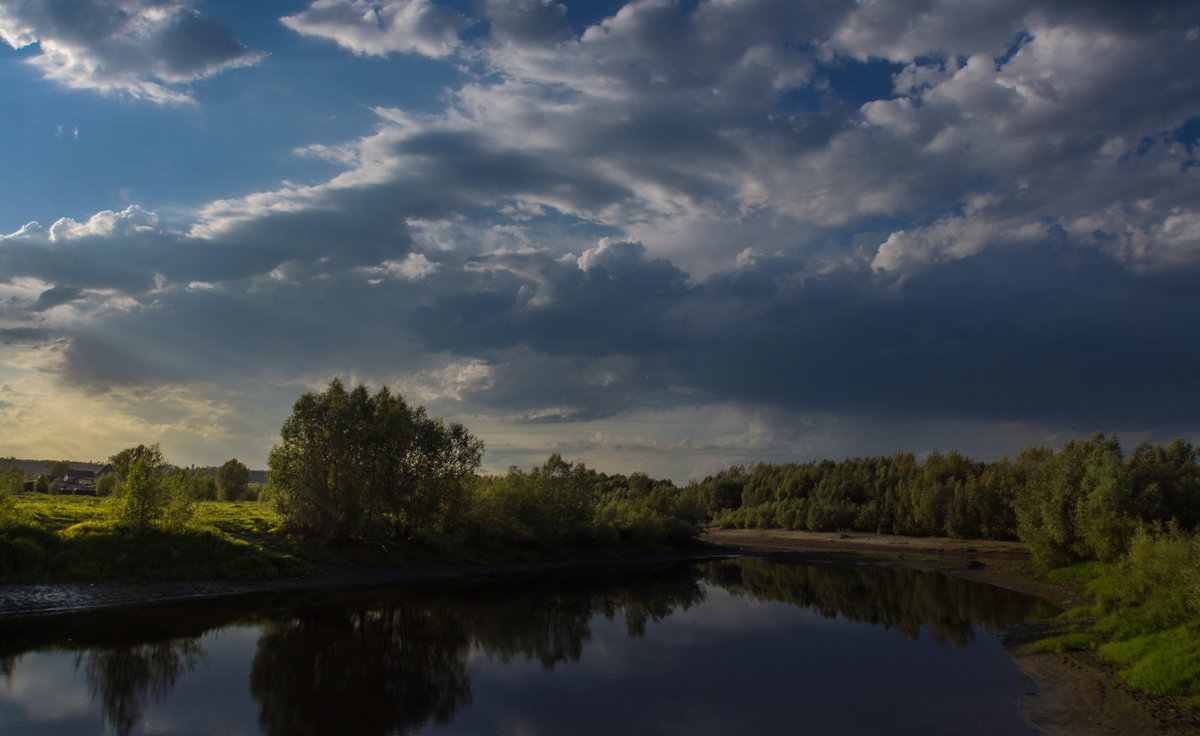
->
1034, 526, 1200, 706
691, 433, 1200, 706
0, 494, 306, 582
0, 380, 706, 582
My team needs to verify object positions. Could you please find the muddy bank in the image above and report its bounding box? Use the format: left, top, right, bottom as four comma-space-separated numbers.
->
702, 528, 1200, 736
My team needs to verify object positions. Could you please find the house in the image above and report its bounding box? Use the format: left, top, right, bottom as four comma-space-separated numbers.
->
57, 464, 116, 496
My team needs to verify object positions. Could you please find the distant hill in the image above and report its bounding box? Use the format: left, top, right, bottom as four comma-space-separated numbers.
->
3, 459, 111, 477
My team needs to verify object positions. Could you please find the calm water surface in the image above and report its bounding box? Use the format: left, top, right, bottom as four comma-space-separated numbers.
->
0, 559, 1058, 736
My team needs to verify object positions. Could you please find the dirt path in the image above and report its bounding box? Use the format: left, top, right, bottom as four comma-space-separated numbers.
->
702, 528, 1200, 736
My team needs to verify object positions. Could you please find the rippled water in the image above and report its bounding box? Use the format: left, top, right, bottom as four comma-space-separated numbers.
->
0, 559, 1057, 735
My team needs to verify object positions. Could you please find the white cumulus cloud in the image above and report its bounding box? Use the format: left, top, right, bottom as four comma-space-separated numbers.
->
280, 0, 464, 58
0, 0, 264, 103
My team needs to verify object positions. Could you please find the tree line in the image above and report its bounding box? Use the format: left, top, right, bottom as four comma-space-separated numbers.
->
264, 379, 703, 550
6, 378, 1196, 569
693, 433, 1200, 567
0, 454, 259, 502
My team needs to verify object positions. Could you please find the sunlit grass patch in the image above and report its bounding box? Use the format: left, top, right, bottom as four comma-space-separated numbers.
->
55, 520, 308, 581
1045, 561, 1102, 582
0, 495, 309, 582
13, 493, 107, 531
1033, 632, 1099, 653
1098, 626, 1200, 698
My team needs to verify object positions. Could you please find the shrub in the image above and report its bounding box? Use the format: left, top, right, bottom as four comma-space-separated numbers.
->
108, 445, 194, 534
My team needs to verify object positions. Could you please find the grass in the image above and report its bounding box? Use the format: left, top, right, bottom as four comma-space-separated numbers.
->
1097, 626, 1200, 705
1, 493, 706, 584
1036, 526, 1200, 707
1, 493, 308, 583
1033, 632, 1099, 653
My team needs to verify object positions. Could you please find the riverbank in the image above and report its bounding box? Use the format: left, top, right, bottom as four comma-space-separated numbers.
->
702, 528, 1200, 736
0, 548, 727, 620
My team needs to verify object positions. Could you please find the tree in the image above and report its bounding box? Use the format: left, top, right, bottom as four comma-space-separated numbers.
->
0, 459, 24, 496
109, 448, 139, 478
267, 379, 484, 541
44, 460, 71, 481
95, 472, 119, 497
217, 459, 251, 501
109, 444, 194, 533
0, 459, 21, 523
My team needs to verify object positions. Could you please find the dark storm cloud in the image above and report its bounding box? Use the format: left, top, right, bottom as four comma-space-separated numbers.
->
31, 284, 83, 311
5, 0, 1200, 472
0, 327, 60, 344
54, 274, 435, 389
389, 129, 632, 215
388, 233, 1200, 433
412, 241, 689, 357
679, 244, 1200, 428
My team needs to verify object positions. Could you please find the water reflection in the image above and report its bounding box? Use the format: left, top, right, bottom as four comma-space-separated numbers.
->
81, 640, 205, 735
704, 559, 1059, 646
251, 606, 471, 736
0, 560, 1055, 735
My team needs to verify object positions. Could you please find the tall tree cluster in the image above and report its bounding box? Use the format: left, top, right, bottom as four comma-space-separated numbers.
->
695, 434, 1200, 567
267, 379, 484, 542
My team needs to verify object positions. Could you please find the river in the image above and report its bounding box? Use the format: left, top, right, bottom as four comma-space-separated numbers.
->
0, 558, 1058, 735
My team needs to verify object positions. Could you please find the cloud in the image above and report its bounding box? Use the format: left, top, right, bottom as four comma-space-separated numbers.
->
280, 0, 465, 58
0, 0, 264, 103
482, 0, 570, 47
4, 0, 1200, 475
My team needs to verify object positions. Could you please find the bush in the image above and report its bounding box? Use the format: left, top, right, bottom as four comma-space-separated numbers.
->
108, 444, 194, 533
0, 535, 49, 581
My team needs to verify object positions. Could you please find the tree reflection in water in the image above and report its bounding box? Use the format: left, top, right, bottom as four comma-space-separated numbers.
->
701, 558, 1058, 646
251, 604, 472, 736
0, 559, 1055, 735
248, 565, 708, 736
78, 639, 206, 736
458, 567, 706, 669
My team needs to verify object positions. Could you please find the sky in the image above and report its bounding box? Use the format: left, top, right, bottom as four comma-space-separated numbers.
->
1, 0, 1199, 481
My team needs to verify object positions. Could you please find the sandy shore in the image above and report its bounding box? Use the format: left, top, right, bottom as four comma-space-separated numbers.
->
2, 530, 1197, 735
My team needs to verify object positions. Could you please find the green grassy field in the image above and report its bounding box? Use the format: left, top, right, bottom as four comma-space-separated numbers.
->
1, 494, 308, 583
0, 493, 696, 583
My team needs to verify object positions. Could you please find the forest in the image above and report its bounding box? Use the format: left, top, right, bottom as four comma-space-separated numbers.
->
692, 433, 1200, 567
